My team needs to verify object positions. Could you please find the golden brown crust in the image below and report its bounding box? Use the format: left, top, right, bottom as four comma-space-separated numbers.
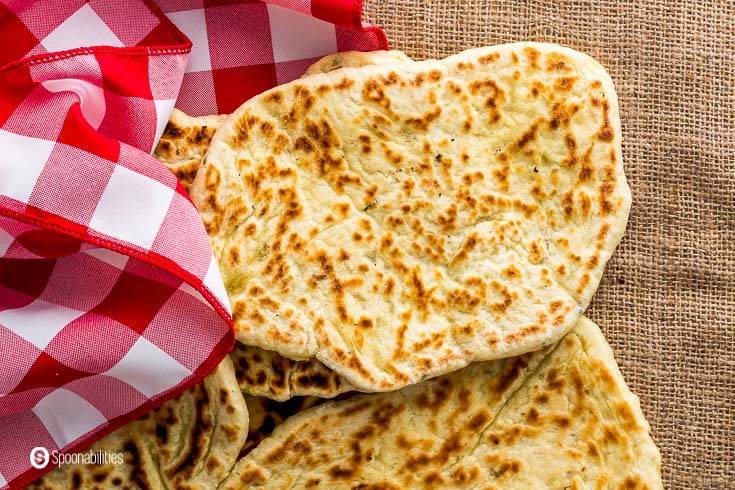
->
29, 358, 249, 490
231, 342, 355, 401
153, 109, 227, 193
192, 42, 631, 392
222, 317, 662, 489
241, 395, 331, 458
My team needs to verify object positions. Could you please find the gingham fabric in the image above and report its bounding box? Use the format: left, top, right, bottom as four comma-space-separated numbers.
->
0, 1, 385, 489
156, 0, 387, 115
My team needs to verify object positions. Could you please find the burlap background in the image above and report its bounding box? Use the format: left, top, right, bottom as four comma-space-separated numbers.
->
362, 1, 734, 488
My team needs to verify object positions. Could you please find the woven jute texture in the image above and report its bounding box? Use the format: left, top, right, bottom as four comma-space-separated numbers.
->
362, 1, 734, 488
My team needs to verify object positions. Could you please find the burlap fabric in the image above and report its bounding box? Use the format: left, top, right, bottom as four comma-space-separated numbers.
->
362, 1, 734, 488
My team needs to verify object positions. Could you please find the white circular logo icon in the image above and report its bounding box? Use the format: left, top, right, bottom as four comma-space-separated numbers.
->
30, 447, 49, 469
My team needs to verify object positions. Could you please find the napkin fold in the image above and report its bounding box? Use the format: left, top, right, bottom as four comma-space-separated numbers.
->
0, 1, 385, 488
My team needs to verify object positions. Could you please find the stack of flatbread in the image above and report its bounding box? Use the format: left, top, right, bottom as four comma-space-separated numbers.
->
31, 43, 662, 489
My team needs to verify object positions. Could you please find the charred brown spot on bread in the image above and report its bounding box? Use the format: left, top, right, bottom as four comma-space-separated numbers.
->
293, 371, 331, 391
155, 139, 176, 159
92, 470, 109, 483
358, 317, 374, 329
455, 61, 475, 71
238, 466, 268, 485
294, 85, 316, 111
546, 366, 569, 390
70, 470, 82, 489
586, 252, 600, 270
513, 199, 538, 217
490, 357, 528, 394
553, 414, 572, 428
122, 441, 151, 490
528, 238, 543, 264
335, 77, 354, 90
451, 466, 481, 484
529, 80, 545, 98
614, 400, 642, 431
577, 145, 595, 182
294, 135, 315, 152
423, 472, 446, 487
466, 410, 491, 431
304, 118, 341, 150
620, 474, 647, 490
553, 76, 578, 91
504, 324, 542, 343
405, 106, 442, 131
601, 424, 622, 445
403, 432, 464, 474
231, 113, 263, 146
502, 265, 521, 279
515, 120, 541, 148
599, 181, 617, 214
562, 190, 575, 218
549, 101, 581, 129
358, 133, 372, 153
546, 52, 573, 72
264, 91, 283, 104
479, 52, 500, 64
496, 460, 523, 476
451, 232, 479, 265
523, 46, 541, 68
492, 161, 510, 191
201, 164, 224, 233
596, 99, 614, 141
328, 465, 357, 479
354, 484, 401, 490
413, 72, 427, 86
162, 120, 184, 139
363, 78, 391, 109
171, 164, 200, 192
381, 143, 405, 165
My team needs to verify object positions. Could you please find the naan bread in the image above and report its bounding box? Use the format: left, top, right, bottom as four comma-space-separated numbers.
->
192, 42, 631, 392
153, 109, 228, 193
29, 357, 248, 490
222, 317, 662, 489
231, 343, 354, 401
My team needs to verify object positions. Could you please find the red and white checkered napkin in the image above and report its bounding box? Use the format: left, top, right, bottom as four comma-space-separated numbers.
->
0, 1, 385, 488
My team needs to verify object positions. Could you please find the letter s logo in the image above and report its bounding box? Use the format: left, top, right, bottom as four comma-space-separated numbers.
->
30, 447, 49, 469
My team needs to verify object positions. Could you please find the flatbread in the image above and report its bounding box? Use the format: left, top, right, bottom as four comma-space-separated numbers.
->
231, 343, 354, 401
29, 357, 249, 490
153, 109, 228, 193
221, 316, 662, 489
191, 42, 631, 392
